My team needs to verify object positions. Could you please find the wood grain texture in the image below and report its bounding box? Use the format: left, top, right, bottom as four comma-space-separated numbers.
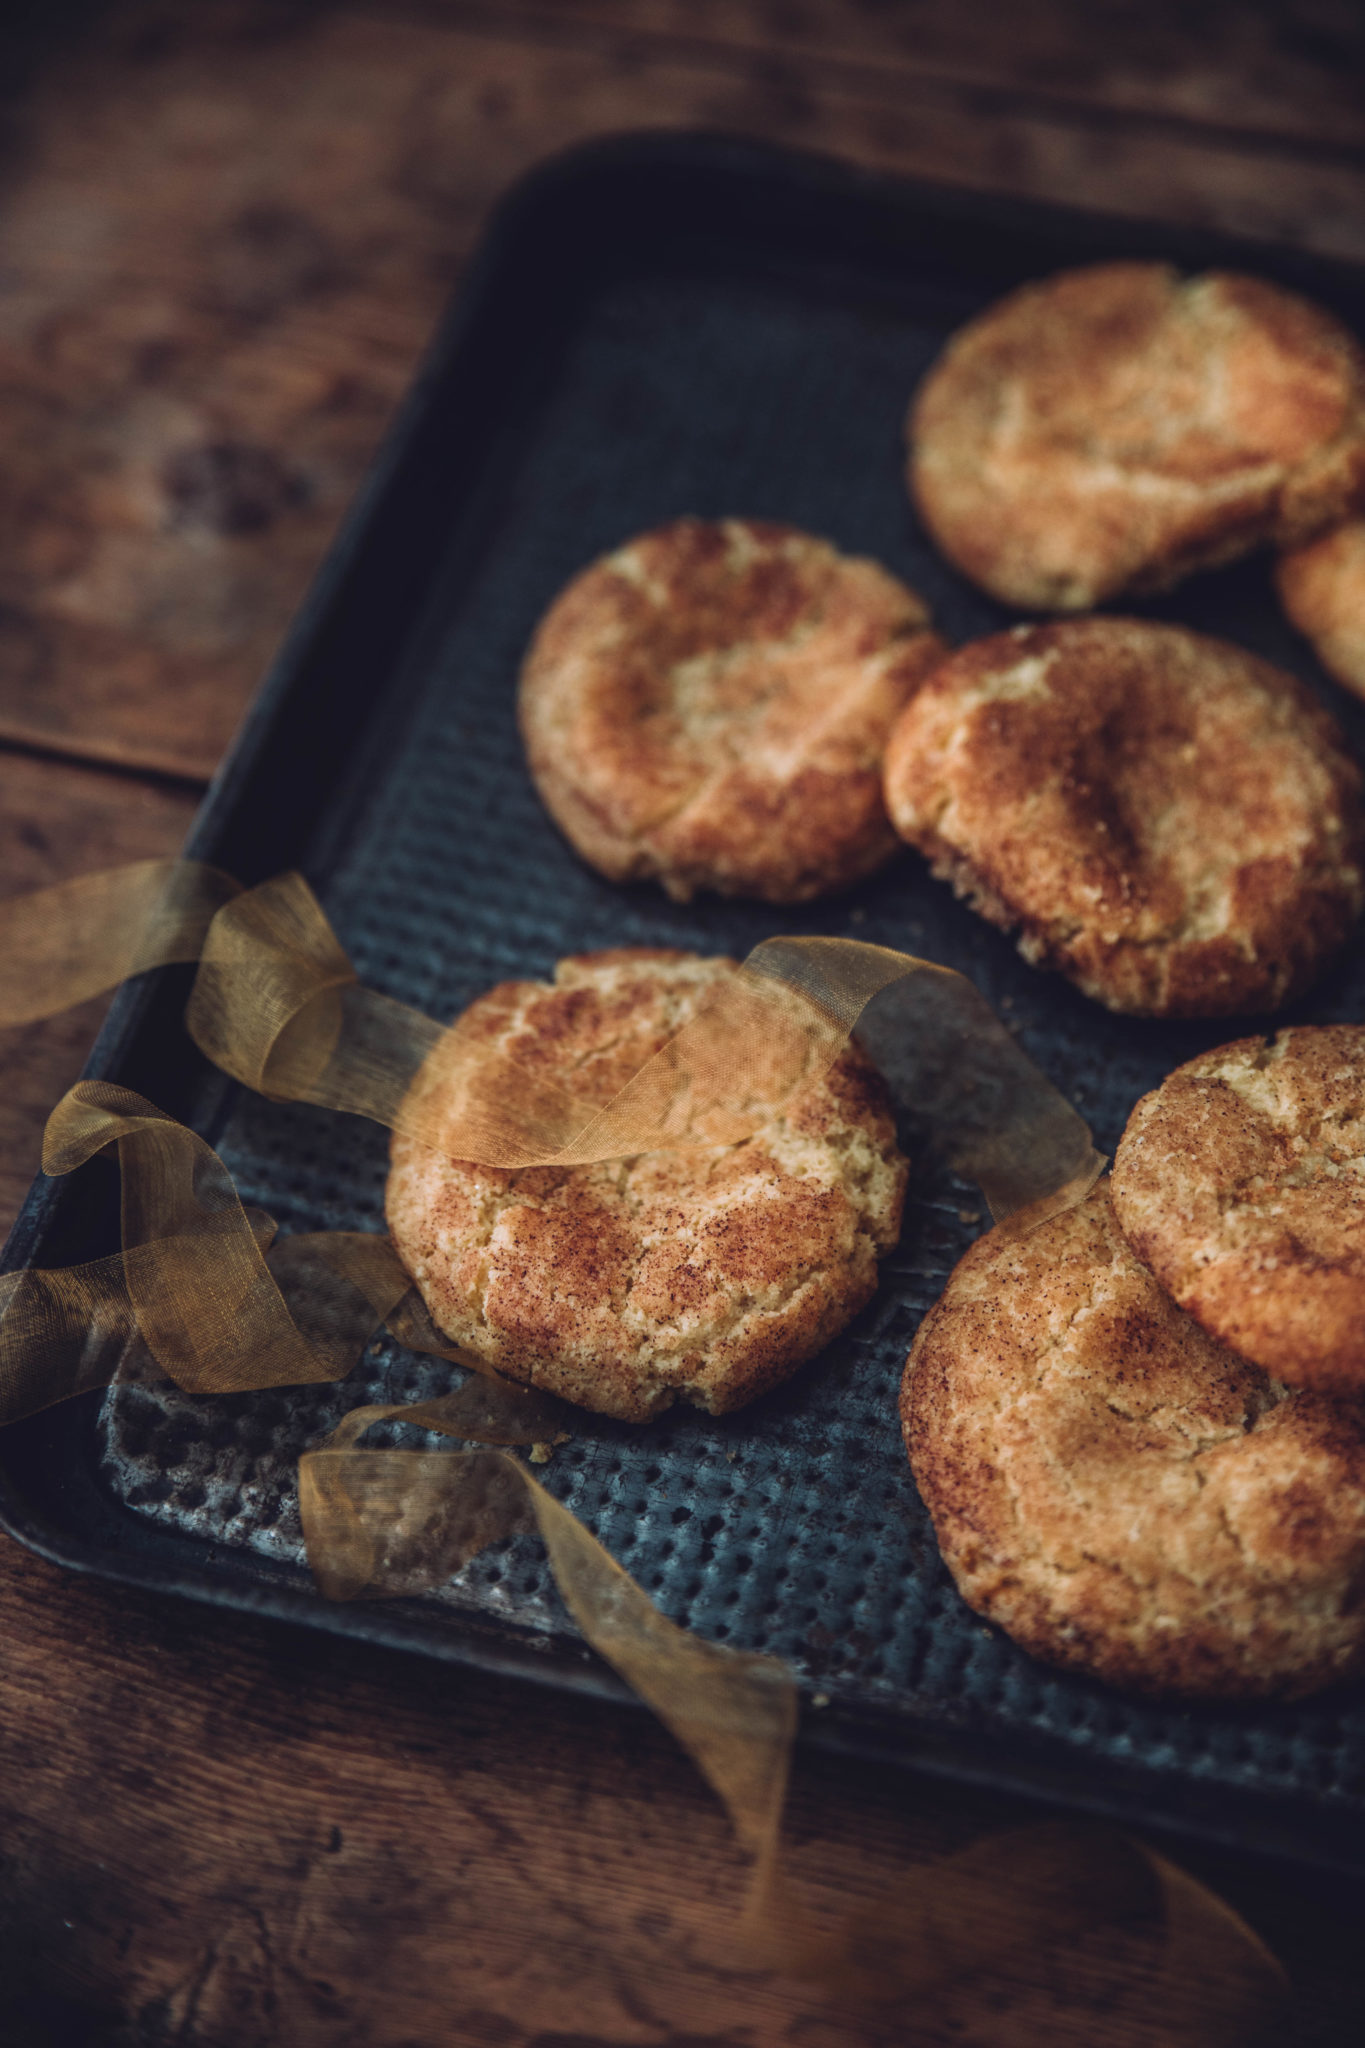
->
0, 749, 199, 1235
439, 0, 1365, 147
0, 1, 1361, 778
3, 6, 1365, 2041
0, 1532, 1357, 2048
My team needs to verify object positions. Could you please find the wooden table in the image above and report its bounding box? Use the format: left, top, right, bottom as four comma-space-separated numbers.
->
2, 6, 1364, 2040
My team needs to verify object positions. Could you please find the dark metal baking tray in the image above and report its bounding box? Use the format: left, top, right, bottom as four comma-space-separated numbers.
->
5, 132, 1365, 1878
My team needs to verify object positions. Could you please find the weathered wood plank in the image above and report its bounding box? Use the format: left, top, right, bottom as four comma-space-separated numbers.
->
0, 4, 1361, 780
0, 749, 199, 1235
438, 0, 1365, 149
0, 1530, 1358, 2046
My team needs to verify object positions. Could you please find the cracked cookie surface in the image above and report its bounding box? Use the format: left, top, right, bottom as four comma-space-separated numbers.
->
909, 261, 1365, 610
386, 949, 908, 1422
1278, 517, 1365, 701
518, 517, 946, 903
1112, 1027, 1365, 1390
881, 617, 1365, 1017
901, 1182, 1365, 1699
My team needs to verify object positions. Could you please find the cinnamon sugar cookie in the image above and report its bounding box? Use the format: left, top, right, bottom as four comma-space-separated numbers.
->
901, 1183, 1365, 1699
881, 617, 1365, 1016
518, 518, 946, 902
386, 949, 908, 1422
1278, 518, 1365, 700
910, 262, 1365, 609
1112, 1027, 1365, 1391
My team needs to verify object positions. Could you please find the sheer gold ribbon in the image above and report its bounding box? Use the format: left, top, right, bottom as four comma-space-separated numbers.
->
0, 858, 241, 1026
0, 861, 1278, 2027
2, 862, 1104, 1221
186, 874, 1103, 1221
0, 1076, 570, 1434
300, 1412, 1286, 2031
0, 858, 1104, 1419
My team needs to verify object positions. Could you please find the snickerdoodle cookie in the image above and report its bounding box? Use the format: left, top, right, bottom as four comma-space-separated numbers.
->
1278, 518, 1365, 700
881, 618, 1365, 1016
909, 262, 1365, 609
386, 949, 907, 1422
518, 518, 946, 903
901, 1182, 1365, 1699
1112, 1027, 1365, 1391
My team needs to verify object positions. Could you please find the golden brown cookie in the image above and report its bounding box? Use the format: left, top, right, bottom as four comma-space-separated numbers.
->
1112, 1027, 1365, 1391
881, 617, 1365, 1016
901, 1182, 1365, 1700
386, 949, 908, 1422
518, 518, 947, 902
1278, 518, 1365, 700
910, 262, 1365, 609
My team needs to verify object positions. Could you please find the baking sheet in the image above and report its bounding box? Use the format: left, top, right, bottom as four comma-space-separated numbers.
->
7, 134, 1365, 1872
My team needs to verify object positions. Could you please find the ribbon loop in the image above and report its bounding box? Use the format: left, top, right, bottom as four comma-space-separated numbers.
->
3, 1078, 577, 1429
186, 870, 359, 1098
298, 1422, 795, 1860
40, 1080, 340, 1394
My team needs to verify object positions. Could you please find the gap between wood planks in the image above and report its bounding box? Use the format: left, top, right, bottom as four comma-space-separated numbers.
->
0, 727, 210, 796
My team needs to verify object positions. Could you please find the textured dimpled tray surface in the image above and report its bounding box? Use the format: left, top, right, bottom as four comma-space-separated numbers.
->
11, 137, 1365, 1869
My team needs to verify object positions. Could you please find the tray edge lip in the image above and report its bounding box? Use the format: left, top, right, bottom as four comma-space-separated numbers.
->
461, 124, 1365, 294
